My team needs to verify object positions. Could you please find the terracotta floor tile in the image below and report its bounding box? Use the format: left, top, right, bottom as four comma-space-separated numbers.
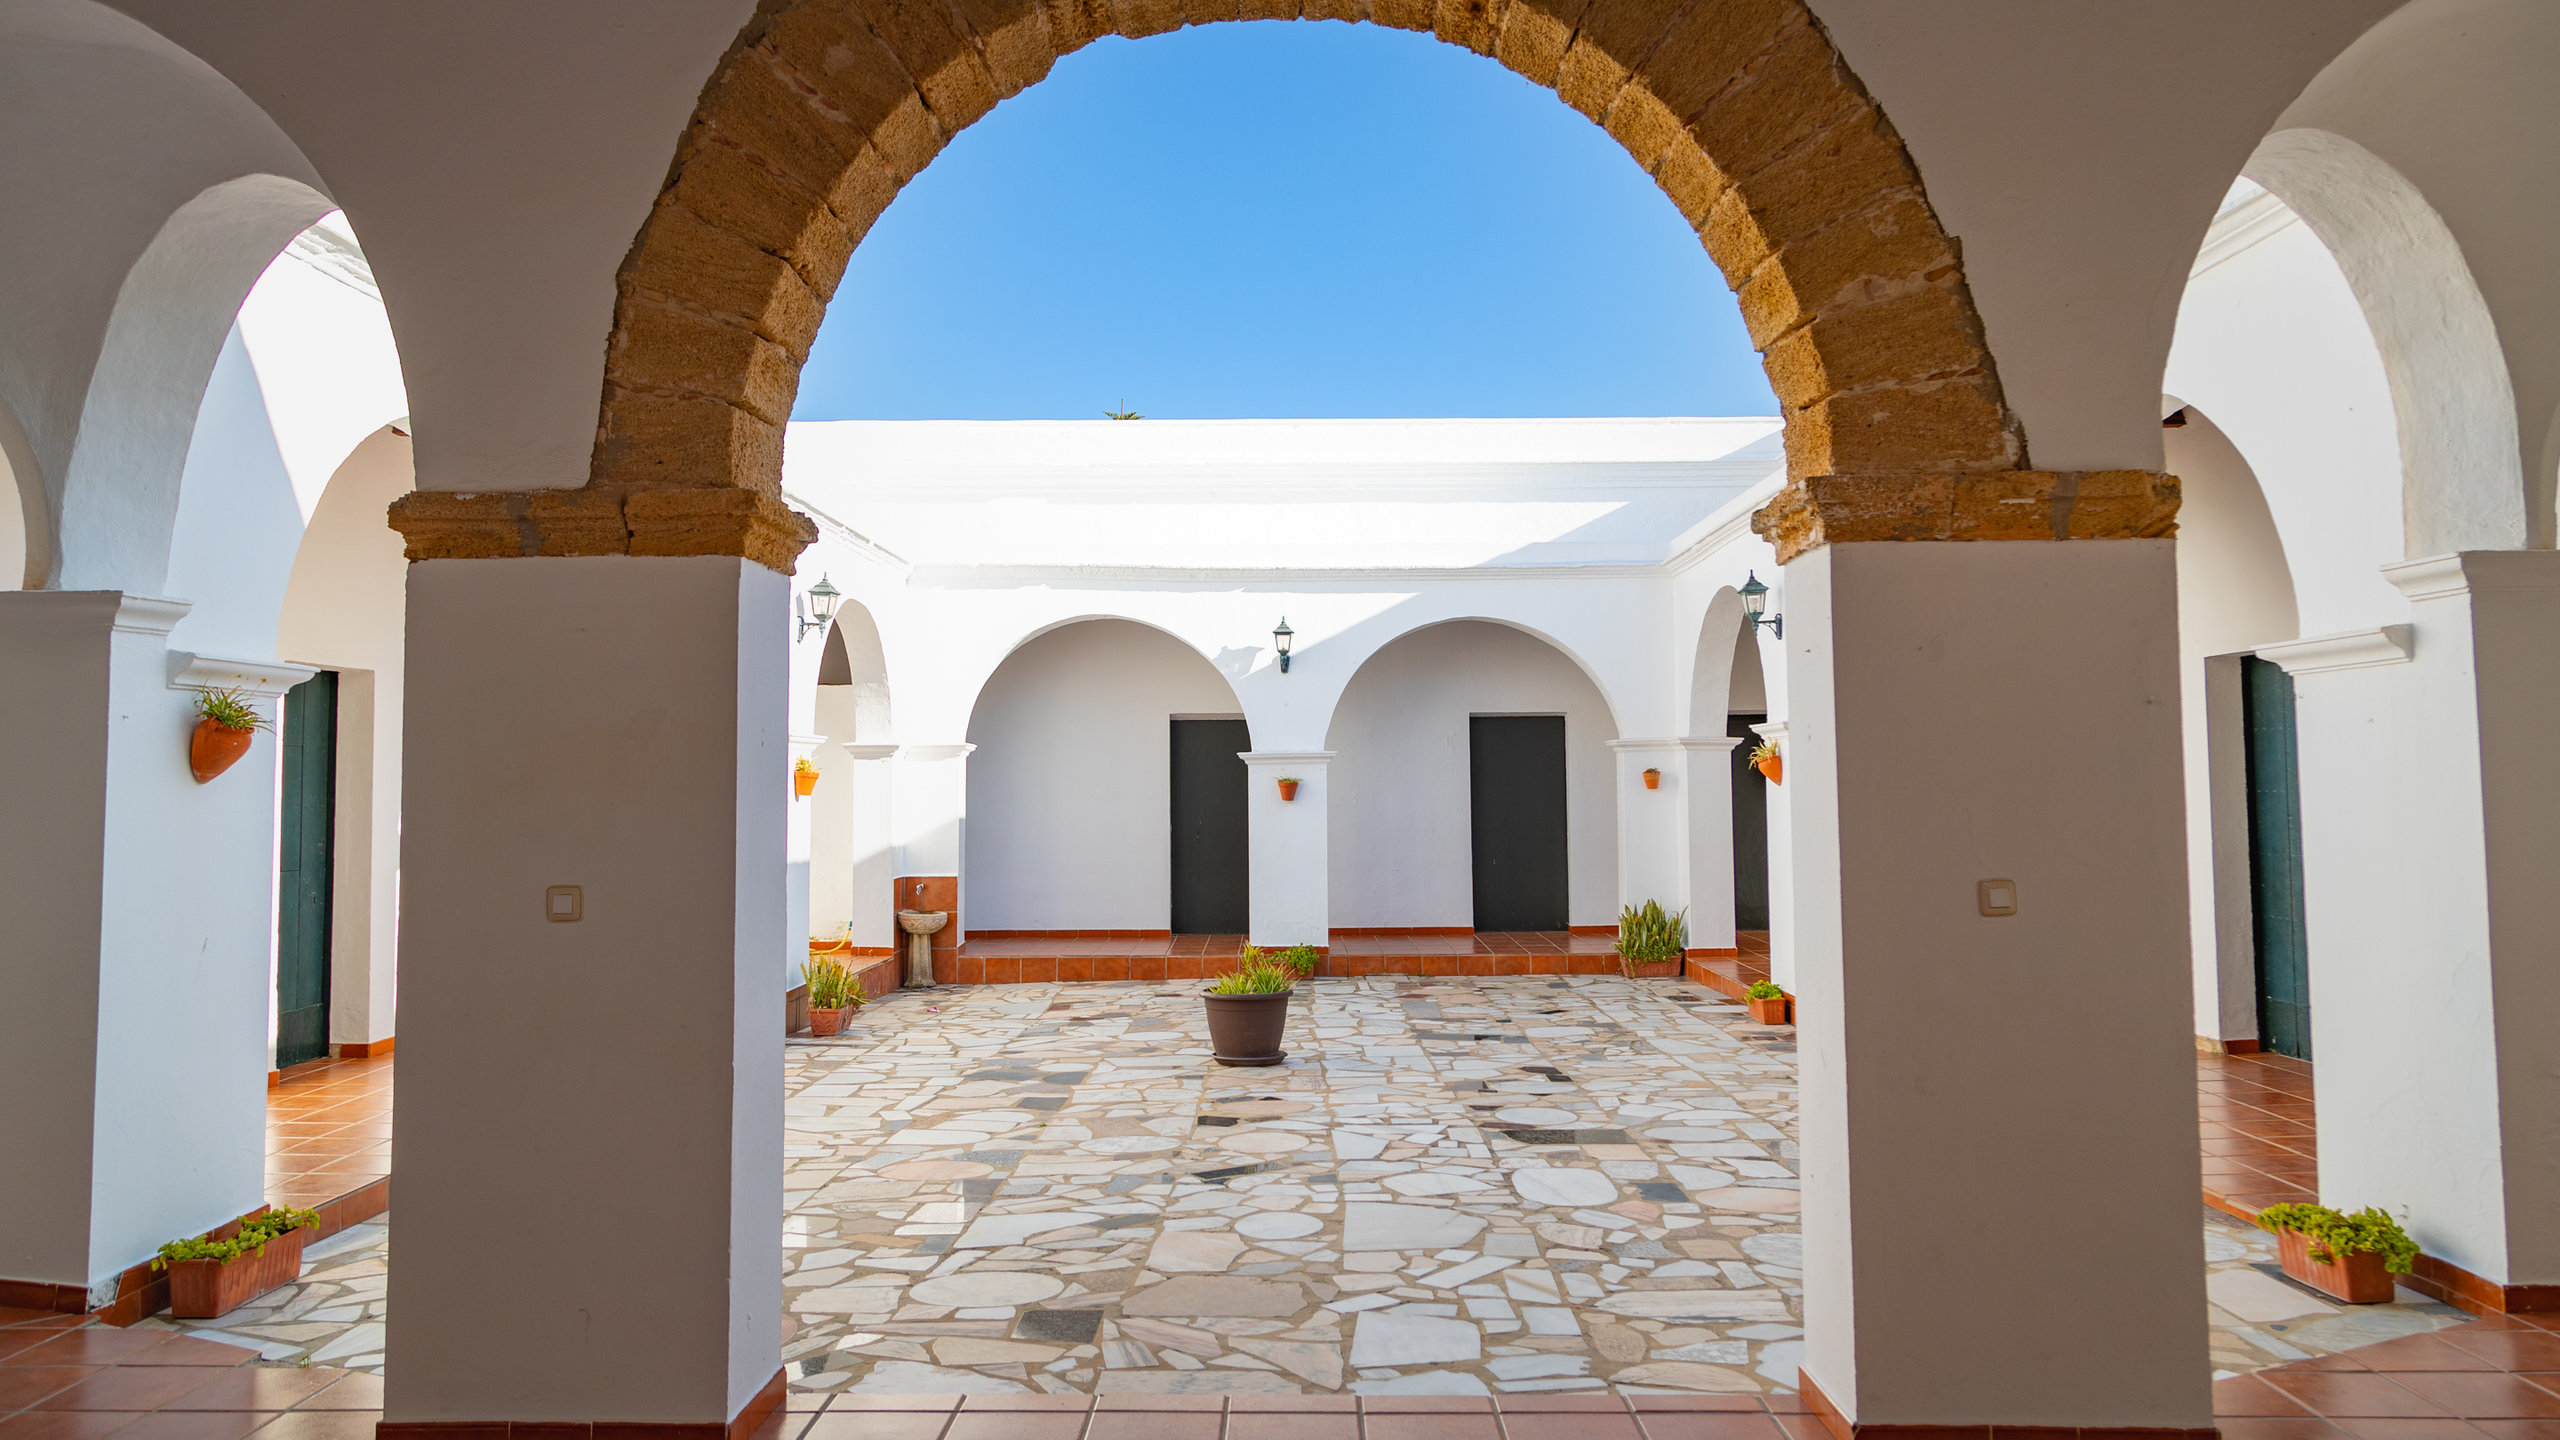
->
2221, 1377, 2320, 1416
2444, 1332, 2560, 1373
111, 1340, 250, 1371
2327, 1421, 2496, 1440
1226, 1396, 1358, 1412
2210, 1419, 2354, 1440
158, 1370, 340, 1412
802, 1414, 950, 1440
6, 1335, 179, 1370
942, 1413, 1088, 1440
240, 1411, 380, 1440
1226, 1417, 1355, 1440
1498, 1413, 1643, 1440
2355, 1335, 2508, 1374
1359, 1415, 1503, 1440
34, 1367, 223, 1414
1631, 1416, 1788, 1440
2386, 1374, 2560, 1420
0, 1412, 141, 1440
2262, 1372, 2450, 1418
2468, 1422, 2560, 1440
1083, 1413, 1222, 1440
0, 1370, 103, 1413
99, 1414, 276, 1440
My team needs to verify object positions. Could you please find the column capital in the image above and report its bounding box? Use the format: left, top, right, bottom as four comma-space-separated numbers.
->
2256, 626, 2413, 676
1750, 470, 2179, 564
2384, 549, 2560, 601
1240, 750, 1336, 768
840, 743, 899, 761
167, 650, 318, 701
896, 743, 974, 763
1608, 737, 1742, 753
786, 733, 828, 758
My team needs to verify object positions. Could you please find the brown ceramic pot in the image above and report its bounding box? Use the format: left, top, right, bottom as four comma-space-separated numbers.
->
1753, 753, 1782, 786
169, 1224, 308, 1320
1277, 779, 1300, 802
2275, 1227, 2397, 1303
190, 718, 255, 784
1747, 994, 1790, 1025
808, 1006, 846, 1037
1205, 990, 1291, 1067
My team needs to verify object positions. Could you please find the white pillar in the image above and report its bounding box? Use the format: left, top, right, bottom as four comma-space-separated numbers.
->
0, 593, 296, 1301
2262, 551, 2560, 1297
1787, 540, 2205, 1429
890, 742, 970, 935
1751, 721, 1794, 989
784, 731, 824, 988
813, 741, 898, 950
1683, 737, 1743, 953
387, 556, 781, 1429
1242, 750, 1331, 947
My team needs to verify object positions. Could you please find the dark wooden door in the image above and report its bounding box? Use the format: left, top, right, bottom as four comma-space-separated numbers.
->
276, 670, 337, 1069
1728, 713, 1770, 930
2242, 656, 2312, 1060
1170, 719, 1250, 934
1470, 715, 1569, 932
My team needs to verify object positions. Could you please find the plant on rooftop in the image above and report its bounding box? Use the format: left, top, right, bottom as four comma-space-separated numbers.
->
1204, 957, 1293, 1067
2256, 1204, 2417, 1306
188, 687, 270, 784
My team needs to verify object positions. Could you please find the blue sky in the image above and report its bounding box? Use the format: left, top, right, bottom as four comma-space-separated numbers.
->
793, 22, 1775, 421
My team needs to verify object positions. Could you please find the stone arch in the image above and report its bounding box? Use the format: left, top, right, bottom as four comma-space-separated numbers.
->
2245, 129, 2528, 556
1686, 585, 1750, 736
817, 600, 894, 741
1326, 613, 1625, 743
391, 0, 2160, 569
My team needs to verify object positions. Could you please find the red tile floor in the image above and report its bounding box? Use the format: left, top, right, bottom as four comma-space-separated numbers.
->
948, 932, 1625, 983
264, 1057, 393, 1215
2198, 1050, 2319, 1220
0, 1310, 383, 1440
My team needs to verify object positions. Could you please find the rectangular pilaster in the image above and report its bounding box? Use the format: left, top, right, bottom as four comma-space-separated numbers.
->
1750, 722, 1796, 990
1243, 751, 1331, 947
386, 557, 781, 1428
1789, 540, 2206, 1429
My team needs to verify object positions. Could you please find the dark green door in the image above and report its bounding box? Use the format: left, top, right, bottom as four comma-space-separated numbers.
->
1470, 716, 1569, 932
1169, 719, 1251, 934
276, 670, 337, 1069
1728, 713, 1770, 931
2241, 657, 2311, 1060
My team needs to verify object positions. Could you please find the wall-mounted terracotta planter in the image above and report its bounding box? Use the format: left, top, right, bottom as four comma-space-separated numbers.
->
1642, 768, 1661, 790
794, 769, 819, 797
2273, 1227, 2397, 1303
190, 719, 255, 784
1277, 779, 1300, 802
1753, 753, 1783, 786
168, 1224, 308, 1320
808, 1006, 847, 1037
1747, 994, 1790, 1025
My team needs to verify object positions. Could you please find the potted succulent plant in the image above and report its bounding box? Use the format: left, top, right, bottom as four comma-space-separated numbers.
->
793, 756, 820, 797
1205, 955, 1294, 1067
1746, 980, 1791, 1025
1615, 900, 1687, 978
154, 1205, 319, 1319
1749, 739, 1782, 786
189, 687, 270, 784
1277, 777, 1302, 801
2255, 1204, 2418, 1303
801, 953, 866, 1036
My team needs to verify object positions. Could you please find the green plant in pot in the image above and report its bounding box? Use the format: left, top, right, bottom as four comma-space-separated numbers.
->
1745, 979, 1791, 1024
189, 687, 271, 784
1615, 900, 1687, 977
155, 1205, 320, 1319
1204, 956, 1294, 1067
2255, 1203, 2418, 1303
802, 954, 867, 1037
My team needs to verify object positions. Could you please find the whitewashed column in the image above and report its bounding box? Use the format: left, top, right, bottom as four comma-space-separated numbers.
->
1750, 721, 1793, 988
1680, 736, 1743, 953
783, 731, 825, 988
1241, 750, 1332, 947
817, 742, 899, 951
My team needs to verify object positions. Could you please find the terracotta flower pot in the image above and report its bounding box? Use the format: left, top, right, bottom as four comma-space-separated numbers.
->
1621, 957, 1682, 979
190, 718, 255, 784
794, 769, 819, 797
169, 1225, 308, 1320
2274, 1226, 2397, 1303
1277, 779, 1300, 802
808, 1006, 846, 1037
1747, 994, 1790, 1025
1204, 989, 1291, 1067
1642, 768, 1661, 790
1753, 753, 1782, 785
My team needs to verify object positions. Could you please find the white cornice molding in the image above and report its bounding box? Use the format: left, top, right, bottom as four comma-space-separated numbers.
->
1608, 737, 1742, 753
1240, 750, 1337, 766
1751, 721, 1787, 743
2257, 626, 2413, 675
897, 743, 975, 763
1664, 472, 1788, 576
114, 595, 192, 637
783, 491, 911, 574
840, 743, 901, 761
908, 563, 1665, 588
2193, 190, 2300, 278
2384, 551, 2560, 601
167, 651, 317, 699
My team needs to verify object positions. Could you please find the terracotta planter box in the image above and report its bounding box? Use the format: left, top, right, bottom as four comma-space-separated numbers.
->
169, 1225, 308, 1320
1621, 958, 1682, 979
808, 1006, 848, 1037
2274, 1227, 2398, 1303
1205, 990, 1291, 1067
1748, 994, 1790, 1025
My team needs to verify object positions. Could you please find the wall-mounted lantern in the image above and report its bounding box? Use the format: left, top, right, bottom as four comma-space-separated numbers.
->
1273, 617, 1295, 674
1740, 572, 1783, 640
796, 575, 840, 641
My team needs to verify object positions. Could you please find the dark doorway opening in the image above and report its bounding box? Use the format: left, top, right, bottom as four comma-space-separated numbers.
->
276, 670, 338, 1069
1470, 715, 1569, 932
1170, 718, 1250, 934
2242, 656, 2311, 1060
1728, 712, 1770, 930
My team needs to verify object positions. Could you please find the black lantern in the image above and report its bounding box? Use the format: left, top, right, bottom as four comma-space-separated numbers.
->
796, 575, 841, 641
1273, 618, 1295, 674
1739, 572, 1782, 640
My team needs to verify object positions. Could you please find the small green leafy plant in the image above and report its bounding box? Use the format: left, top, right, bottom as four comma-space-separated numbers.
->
1274, 944, 1322, 978
1748, 739, 1778, 768
2256, 1203, 2420, 1273
1615, 900, 1687, 963
152, 1207, 318, 1270
793, 756, 819, 777
195, 687, 271, 734
802, 954, 866, 1011
1746, 980, 1785, 1001
1207, 957, 1294, 995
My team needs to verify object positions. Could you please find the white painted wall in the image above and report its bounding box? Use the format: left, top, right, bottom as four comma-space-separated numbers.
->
964, 620, 1246, 931
1324, 621, 1618, 929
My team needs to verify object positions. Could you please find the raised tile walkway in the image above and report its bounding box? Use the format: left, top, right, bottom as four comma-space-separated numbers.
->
948, 935, 1627, 985
266, 1056, 393, 1215
2198, 1050, 2318, 1220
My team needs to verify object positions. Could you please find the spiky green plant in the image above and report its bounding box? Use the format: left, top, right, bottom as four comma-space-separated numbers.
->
802, 954, 865, 1010
1615, 900, 1687, 963
2256, 1204, 2420, 1273
1207, 958, 1294, 995
195, 687, 271, 733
